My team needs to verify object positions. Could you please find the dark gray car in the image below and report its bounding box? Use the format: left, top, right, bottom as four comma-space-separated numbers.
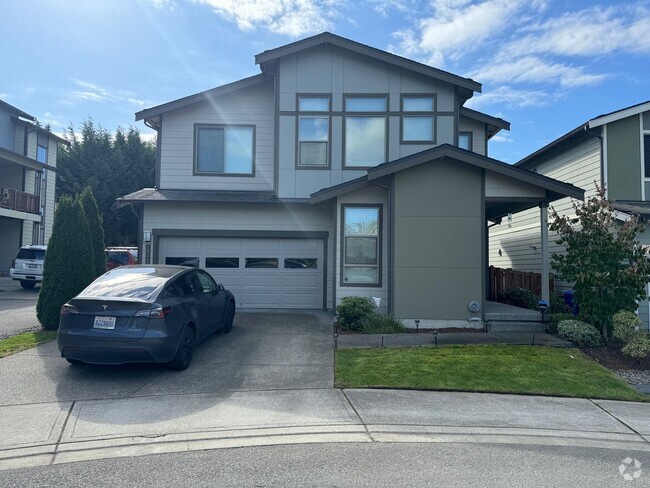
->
57, 265, 235, 370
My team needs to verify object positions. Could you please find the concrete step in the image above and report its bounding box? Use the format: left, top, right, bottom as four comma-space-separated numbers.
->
487, 321, 547, 333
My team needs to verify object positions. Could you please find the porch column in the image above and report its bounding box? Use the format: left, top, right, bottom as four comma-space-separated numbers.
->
540, 202, 550, 305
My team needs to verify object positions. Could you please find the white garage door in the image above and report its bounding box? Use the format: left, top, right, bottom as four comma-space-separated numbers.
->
159, 237, 324, 309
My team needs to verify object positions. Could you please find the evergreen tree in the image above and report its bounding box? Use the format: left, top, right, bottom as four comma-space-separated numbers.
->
78, 186, 106, 278
36, 196, 95, 330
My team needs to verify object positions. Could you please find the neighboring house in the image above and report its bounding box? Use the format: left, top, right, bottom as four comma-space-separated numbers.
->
117, 32, 582, 327
0, 100, 66, 274
490, 100, 650, 328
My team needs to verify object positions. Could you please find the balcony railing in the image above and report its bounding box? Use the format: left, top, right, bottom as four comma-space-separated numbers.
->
0, 186, 40, 215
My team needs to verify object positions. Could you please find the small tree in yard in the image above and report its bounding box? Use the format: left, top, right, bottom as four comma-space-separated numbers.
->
78, 186, 106, 278
549, 185, 650, 343
37, 196, 95, 330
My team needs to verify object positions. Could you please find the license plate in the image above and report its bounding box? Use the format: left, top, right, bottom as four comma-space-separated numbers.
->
28, 264, 37, 269
93, 316, 116, 330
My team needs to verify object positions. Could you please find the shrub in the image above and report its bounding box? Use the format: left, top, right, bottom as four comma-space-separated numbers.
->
550, 291, 571, 314
548, 313, 574, 334
361, 313, 406, 334
557, 319, 602, 347
613, 310, 650, 360
36, 196, 95, 330
78, 187, 106, 278
337, 296, 376, 332
497, 287, 538, 310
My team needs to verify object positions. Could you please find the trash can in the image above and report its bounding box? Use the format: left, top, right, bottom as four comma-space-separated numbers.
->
563, 290, 578, 316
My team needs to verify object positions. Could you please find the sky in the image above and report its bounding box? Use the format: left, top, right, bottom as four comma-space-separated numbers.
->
1, 0, 649, 163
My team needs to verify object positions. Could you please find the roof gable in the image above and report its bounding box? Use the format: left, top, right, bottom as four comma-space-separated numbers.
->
255, 32, 481, 94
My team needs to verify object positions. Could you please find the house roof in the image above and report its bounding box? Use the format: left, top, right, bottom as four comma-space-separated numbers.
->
459, 107, 510, 139
134, 74, 268, 123
310, 144, 584, 204
255, 32, 481, 95
114, 188, 310, 209
517, 99, 650, 168
0, 99, 35, 121
612, 201, 650, 217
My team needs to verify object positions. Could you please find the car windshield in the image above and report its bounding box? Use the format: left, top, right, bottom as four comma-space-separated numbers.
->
16, 249, 45, 260
79, 267, 172, 300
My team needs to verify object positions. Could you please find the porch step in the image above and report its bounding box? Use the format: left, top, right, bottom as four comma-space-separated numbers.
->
487, 321, 547, 333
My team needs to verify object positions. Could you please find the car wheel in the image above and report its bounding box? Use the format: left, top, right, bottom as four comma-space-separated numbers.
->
20, 280, 36, 289
66, 358, 83, 365
168, 326, 195, 371
223, 302, 235, 334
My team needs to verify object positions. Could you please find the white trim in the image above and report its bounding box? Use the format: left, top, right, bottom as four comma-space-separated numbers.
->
588, 101, 650, 128
614, 210, 632, 222
603, 124, 608, 197
641, 114, 646, 201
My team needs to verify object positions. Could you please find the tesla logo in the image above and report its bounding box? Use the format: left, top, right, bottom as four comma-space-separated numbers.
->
102, 305, 108, 311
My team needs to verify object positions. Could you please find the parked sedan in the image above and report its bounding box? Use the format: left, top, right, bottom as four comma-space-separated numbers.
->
57, 265, 235, 370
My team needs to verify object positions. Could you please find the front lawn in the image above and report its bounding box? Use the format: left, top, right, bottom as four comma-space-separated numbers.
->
336, 345, 647, 401
0, 331, 57, 358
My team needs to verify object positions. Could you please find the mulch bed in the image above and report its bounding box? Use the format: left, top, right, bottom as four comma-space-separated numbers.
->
582, 343, 650, 371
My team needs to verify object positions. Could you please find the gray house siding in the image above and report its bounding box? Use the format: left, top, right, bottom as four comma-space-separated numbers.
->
393, 159, 483, 325
277, 44, 458, 199
607, 116, 641, 201
158, 80, 275, 192
459, 115, 486, 156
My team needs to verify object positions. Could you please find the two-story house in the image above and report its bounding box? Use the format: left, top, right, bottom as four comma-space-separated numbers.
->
117, 33, 583, 328
0, 99, 66, 274
490, 100, 650, 329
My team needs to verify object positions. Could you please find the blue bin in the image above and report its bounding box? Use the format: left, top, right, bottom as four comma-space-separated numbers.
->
563, 290, 578, 316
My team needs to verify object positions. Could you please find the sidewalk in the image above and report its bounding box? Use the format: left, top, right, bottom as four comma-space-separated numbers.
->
1, 388, 649, 470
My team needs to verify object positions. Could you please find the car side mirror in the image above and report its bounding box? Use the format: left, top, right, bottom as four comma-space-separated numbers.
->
217, 283, 225, 292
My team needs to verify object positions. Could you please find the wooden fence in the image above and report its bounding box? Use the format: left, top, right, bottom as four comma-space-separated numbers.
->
488, 266, 554, 301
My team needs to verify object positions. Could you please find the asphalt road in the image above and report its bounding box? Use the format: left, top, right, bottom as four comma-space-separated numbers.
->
2, 442, 647, 487
0, 277, 40, 338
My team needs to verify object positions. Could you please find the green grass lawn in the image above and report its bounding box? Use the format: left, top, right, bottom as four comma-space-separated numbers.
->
336, 345, 648, 401
0, 331, 57, 358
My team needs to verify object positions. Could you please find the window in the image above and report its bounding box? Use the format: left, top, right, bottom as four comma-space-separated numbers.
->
345, 96, 387, 168
36, 145, 47, 164
402, 96, 435, 143
195, 125, 254, 175
245, 258, 278, 268
342, 206, 381, 286
643, 134, 650, 178
298, 96, 329, 167
459, 132, 472, 151
195, 270, 216, 293
206, 257, 239, 268
284, 258, 317, 269
165, 257, 199, 267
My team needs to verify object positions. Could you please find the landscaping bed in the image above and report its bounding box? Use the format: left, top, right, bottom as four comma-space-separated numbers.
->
583, 343, 650, 385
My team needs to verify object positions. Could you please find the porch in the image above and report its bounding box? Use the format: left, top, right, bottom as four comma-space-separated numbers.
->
484, 301, 546, 332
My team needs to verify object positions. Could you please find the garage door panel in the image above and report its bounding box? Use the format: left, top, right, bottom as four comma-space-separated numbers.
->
161, 236, 323, 309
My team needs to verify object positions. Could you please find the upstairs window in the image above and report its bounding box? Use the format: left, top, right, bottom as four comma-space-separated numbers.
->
644, 134, 650, 178
344, 96, 387, 168
37, 144, 47, 164
458, 132, 472, 151
298, 96, 329, 167
402, 95, 435, 143
195, 125, 254, 175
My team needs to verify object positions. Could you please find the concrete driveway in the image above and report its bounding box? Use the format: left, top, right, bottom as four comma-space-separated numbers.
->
0, 277, 40, 338
0, 310, 334, 406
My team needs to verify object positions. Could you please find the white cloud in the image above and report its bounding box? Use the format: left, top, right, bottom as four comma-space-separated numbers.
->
148, 0, 177, 8
491, 133, 513, 143
471, 56, 607, 88
69, 79, 147, 108
192, 0, 344, 37
466, 86, 552, 109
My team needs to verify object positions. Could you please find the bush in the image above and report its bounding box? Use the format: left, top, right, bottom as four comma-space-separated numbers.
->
550, 291, 571, 314
557, 319, 602, 347
78, 187, 106, 278
337, 296, 376, 332
361, 313, 406, 334
613, 310, 650, 360
497, 287, 538, 310
548, 313, 574, 334
36, 196, 95, 330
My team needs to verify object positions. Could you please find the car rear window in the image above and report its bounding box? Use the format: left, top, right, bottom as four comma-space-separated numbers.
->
106, 251, 132, 265
16, 249, 46, 260
80, 268, 170, 300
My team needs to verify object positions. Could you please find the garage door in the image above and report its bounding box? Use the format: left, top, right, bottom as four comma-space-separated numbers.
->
159, 237, 324, 309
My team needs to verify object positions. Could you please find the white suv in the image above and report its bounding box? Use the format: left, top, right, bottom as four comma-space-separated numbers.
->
10, 245, 47, 289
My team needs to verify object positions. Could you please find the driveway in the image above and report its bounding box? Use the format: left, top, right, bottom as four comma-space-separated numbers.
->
0, 277, 40, 338
0, 310, 334, 406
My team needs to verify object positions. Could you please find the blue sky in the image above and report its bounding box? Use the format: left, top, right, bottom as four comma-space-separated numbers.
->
2, 0, 649, 163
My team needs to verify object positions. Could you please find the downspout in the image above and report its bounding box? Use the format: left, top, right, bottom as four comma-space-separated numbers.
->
372, 181, 392, 313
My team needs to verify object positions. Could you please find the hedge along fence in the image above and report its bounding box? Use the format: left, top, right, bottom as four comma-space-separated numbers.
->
489, 266, 554, 302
